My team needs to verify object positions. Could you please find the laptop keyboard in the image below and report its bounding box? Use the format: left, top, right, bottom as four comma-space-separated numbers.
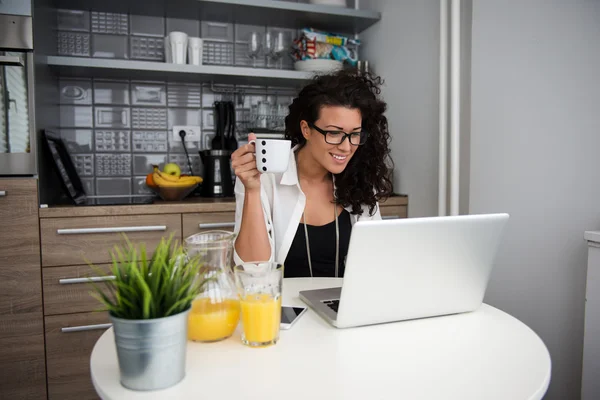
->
322, 299, 340, 313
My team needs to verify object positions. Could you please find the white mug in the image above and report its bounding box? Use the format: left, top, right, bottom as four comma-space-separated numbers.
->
187, 37, 203, 66
168, 31, 188, 64
254, 139, 292, 173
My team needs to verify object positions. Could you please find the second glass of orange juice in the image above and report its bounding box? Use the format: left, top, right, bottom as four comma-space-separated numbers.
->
185, 231, 240, 342
234, 262, 283, 347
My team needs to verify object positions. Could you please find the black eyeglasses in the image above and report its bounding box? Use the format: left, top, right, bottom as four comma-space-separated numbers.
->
307, 122, 368, 146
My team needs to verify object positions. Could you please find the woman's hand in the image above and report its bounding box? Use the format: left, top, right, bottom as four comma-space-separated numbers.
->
231, 133, 261, 192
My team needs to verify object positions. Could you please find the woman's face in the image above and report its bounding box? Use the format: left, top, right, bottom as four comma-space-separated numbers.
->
301, 105, 362, 175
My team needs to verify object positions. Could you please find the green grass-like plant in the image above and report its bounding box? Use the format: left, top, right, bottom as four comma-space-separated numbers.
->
88, 233, 209, 320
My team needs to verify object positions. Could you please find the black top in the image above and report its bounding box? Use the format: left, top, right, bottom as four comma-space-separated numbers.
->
284, 209, 352, 278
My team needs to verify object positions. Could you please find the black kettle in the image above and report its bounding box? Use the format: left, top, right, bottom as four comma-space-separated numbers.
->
200, 149, 234, 197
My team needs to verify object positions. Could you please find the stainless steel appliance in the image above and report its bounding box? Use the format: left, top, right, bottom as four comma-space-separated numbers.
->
0, 11, 36, 176
200, 150, 234, 198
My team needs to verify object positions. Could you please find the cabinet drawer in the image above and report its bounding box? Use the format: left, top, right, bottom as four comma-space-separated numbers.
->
182, 212, 236, 238
380, 205, 408, 219
43, 264, 113, 316
46, 311, 110, 400
40, 214, 182, 267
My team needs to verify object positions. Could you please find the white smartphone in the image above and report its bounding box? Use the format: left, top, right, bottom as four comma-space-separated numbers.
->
280, 305, 308, 330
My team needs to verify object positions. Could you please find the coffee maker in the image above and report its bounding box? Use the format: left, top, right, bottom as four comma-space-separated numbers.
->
200, 150, 234, 197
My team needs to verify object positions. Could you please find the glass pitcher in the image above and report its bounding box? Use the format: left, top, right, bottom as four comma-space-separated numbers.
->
184, 230, 240, 342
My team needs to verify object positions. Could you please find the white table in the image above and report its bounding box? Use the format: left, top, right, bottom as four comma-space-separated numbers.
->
91, 278, 551, 400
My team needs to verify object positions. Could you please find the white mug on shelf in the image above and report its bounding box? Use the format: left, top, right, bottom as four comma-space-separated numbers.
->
188, 37, 203, 66
253, 139, 292, 174
168, 31, 188, 64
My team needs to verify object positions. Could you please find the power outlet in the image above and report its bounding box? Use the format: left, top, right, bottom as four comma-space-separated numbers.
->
172, 125, 201, 142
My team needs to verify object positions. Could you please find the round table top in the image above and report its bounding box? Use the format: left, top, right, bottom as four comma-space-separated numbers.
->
91, 277, 551, 400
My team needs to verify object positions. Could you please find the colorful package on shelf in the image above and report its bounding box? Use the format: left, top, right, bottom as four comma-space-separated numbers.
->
301, 28, 360, 47
291, 28, 358, 66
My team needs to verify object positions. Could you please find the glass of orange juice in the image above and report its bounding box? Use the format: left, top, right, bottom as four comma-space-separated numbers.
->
234, 262, 283, 348
185, 231, 240, 342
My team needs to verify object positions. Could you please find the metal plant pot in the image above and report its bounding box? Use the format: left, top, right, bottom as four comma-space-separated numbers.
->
109, 308, 190, 391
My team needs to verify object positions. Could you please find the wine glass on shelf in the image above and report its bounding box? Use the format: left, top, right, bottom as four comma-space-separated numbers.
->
247, 31, 262, 67
272, 31, 287, 69
263, 31, 275, 68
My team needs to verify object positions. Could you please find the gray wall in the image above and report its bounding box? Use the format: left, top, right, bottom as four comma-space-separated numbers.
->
469, 1, 600, 399
361, 0, 440, 217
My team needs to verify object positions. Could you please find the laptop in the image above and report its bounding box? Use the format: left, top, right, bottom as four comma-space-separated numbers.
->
299, 213, 509, 328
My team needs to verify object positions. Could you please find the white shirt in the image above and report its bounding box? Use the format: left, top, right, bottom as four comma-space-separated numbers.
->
232, 145, 382, 265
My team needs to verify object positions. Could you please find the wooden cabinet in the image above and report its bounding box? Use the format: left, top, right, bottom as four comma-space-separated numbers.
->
380, 196, 409, 219
40, 213, 182, 266
380, 205, 408, 219
0, 178, 46, 400
182, 211, 236, 237
43, 264, 112, 315
45, 311, 110, 400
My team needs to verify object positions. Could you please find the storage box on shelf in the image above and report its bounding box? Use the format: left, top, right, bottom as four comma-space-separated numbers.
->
0, 178, 47, 400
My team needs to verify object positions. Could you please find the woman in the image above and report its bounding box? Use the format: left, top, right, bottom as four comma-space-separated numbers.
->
231, 69, 393, 278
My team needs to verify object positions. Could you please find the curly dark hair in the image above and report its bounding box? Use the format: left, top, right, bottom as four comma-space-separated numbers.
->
284, 68, 394, 216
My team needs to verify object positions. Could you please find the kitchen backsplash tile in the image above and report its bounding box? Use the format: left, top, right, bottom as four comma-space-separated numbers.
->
57, 31, 90, 56
96, 154, 132, 176
91, 12, 128, 35
168, 108, 201, 129
131, 107, 168, 129
60, 129, 94, 153
133, 154, 167, 175
96, 177, 131, 204
92, 34, 129, 58
132, 131, 168, 153
57, 9, 90, 32
95, 130, 131, 152
58, 78, 295, 198
168, 84, 201, 108
60, 105, 93, 127
93, 80, 130, 105
130, 15, 165, 37
59, 79, 92, 104
72, 154, 94, 177
130, 36, 165, 61
131, 83, 167, 106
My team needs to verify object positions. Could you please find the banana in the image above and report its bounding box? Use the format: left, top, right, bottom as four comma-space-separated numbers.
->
152, 172, 202, 187
151, 165, 203, 187
154, 169, 181, 183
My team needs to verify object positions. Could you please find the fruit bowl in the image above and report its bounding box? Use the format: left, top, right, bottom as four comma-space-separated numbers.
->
148, 183, 199, 201
145, 164, 203, 201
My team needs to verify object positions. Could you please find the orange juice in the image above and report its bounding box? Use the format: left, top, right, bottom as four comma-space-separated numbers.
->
240, 293, 281, 346
188, 298, 240, 342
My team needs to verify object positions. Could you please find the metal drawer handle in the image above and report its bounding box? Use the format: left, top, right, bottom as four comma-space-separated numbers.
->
61, 323, 112, 333
59, 276, 115, 285
198, 222, 235, 229
0, 55, 25, 67
382, 215, 400, 220
57, 225, 167, 235
0, 191, 6, 197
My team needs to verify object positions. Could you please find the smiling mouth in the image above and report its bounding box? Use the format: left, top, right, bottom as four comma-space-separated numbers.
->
330, 153, 348, 161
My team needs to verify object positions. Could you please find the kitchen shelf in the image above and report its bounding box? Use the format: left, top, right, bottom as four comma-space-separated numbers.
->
44, 56, 315, 86
56, 0, 381, 34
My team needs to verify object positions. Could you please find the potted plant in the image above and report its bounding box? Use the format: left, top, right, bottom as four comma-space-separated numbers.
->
88, 234, 208, 391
